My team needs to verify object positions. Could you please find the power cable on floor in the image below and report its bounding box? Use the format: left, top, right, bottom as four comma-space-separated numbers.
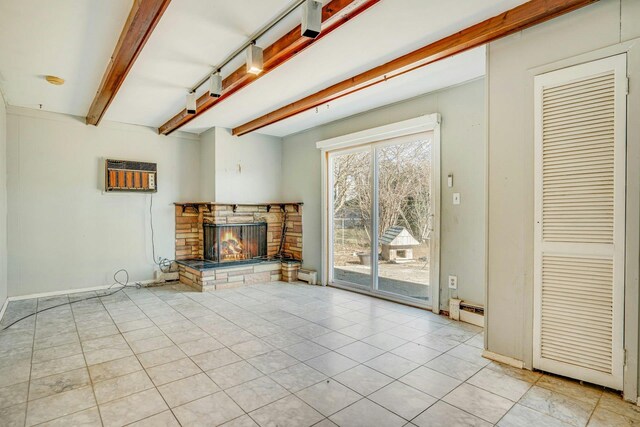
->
1, 195, 176, 331
150, 193, 174, 273
0, 269, 141, 331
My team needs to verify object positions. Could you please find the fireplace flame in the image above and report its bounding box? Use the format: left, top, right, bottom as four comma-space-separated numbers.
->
220, 230, 246, 261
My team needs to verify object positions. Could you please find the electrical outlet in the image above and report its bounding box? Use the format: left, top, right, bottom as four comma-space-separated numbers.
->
148, 174, 156, 190
448, 275, 458, 289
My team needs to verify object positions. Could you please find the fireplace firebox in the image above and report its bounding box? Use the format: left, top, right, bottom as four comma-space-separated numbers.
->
203, 223, 267, 264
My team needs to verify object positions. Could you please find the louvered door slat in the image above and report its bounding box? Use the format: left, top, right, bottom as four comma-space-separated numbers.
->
534, 54, 626, 390
541, 69, 614, 244
541, 256, 614, 373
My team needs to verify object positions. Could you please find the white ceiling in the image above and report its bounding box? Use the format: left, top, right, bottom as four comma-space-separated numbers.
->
104, 0, 310, 131
0, 0, 528, 137
259, 46, 486, 137
0, 0, 131, 116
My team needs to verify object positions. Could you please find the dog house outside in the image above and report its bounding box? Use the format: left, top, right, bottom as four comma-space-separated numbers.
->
380, 226, 420, 262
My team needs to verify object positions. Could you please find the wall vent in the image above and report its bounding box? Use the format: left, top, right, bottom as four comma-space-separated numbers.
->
105, 159, 157, 192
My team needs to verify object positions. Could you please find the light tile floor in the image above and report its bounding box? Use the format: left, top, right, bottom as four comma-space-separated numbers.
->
0, 281, 635, 426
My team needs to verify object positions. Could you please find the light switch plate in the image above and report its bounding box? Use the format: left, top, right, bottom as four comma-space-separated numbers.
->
453, 193, 460, 205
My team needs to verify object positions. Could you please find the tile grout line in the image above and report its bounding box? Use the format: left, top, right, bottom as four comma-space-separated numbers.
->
509, 370, 603, 426
80, 289, 156, 423
121, 284, 274, 425
291, 325, 522, 425
110, 286, 186, 426
119, 287, 203, 427
186, 283, 486, 422
92, 287, 152, 426
15, 284, 451, 424
152, 283, 327, 420
23, 298, 38, 427
27, 293, 108, 426
69, 292, 105, 426
5, 283, 623, 427
166, 284, 352, 420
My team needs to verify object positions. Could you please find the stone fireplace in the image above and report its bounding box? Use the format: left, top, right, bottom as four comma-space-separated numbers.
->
174, 202, 302, 291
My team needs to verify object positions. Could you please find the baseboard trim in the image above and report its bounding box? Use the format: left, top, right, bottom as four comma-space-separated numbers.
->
0, 298, 9, 326
482, 350, 525, 369
0, 278, 163, 324
7, 284, 115, 302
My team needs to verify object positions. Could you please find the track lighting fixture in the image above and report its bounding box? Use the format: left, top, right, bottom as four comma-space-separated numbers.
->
186, 92, 197, 114
302, 0, 322, 38
246, 44, 264, 75
209, 71, 222, 98
185, 0, 317, 105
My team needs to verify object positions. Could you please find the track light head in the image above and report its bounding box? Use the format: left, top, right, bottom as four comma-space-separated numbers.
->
186, 92, 197, 114
246, 44, 263, 75
302, 0, 322, 38
209, 72, 222, 98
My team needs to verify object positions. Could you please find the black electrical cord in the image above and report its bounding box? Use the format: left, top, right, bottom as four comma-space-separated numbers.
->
150, 194, 174, 273
0, 269, 141, 331
1, 196, 176, 331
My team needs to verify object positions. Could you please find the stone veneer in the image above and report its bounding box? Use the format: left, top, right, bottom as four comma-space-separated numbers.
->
175, 203, 302, 260
174, 202, 302, 291
178, 261, 283, 292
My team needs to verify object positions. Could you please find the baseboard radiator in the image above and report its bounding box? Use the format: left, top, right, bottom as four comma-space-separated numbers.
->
297, 268, 318, 285
449, 298, 484, 327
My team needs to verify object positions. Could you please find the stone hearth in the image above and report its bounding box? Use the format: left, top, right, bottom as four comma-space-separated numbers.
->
174, 202, 302, 291
177, 259, 282, 292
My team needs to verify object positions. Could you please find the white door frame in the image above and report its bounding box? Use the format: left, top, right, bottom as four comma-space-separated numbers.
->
528, 39, 640, 402
533, 54, 627, 390
318, 114, 441, 313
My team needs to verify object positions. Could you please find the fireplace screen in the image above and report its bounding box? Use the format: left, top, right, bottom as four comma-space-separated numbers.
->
203, 223, 267, 263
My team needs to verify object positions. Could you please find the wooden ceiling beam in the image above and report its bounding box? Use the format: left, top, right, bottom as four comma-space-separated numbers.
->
86, 0, 171, 126
232, 0, 598, 136
158, 0, 380, 136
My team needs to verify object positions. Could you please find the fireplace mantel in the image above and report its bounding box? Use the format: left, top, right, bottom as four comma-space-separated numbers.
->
174, 202, 303, 205
175, 201, 303, 214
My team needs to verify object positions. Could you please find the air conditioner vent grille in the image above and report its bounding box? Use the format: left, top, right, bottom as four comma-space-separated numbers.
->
106, 159, 157, 172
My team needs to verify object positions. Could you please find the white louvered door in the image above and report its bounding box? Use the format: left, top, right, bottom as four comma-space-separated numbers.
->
534, 54, 627, 390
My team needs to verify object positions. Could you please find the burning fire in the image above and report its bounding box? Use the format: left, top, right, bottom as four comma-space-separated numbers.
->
220, 230, 246, 261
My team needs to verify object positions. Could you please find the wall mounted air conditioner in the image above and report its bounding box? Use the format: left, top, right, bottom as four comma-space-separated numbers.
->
105, 159, 157, 193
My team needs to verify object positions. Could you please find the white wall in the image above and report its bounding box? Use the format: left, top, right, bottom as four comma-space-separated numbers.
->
214, 128, 282, 203
0, 92, 7, 308
199, 128, 216, 201
6, 108, 201, 297
486, 0, 640, 389
282, 79, 486, 309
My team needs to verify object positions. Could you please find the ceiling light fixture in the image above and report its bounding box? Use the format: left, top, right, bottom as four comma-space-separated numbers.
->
45, 75, 65, 85
209, 71, 222, 98
186, 92, 197, 114
246, 44, 264, 75
302, 0, 322, 38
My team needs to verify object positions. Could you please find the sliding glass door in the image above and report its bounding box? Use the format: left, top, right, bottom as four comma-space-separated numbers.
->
328, 132, 438, 308
331, 148, 372, 290
376, 138, 433, 302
